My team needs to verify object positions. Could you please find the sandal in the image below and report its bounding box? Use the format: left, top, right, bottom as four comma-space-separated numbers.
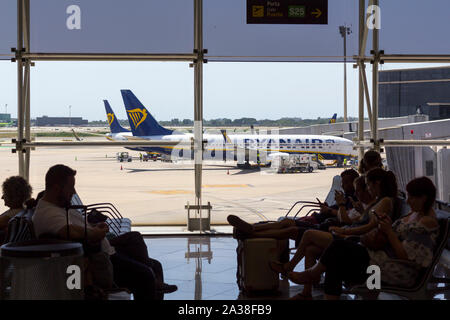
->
269, 261, 290, 276
289, 292, 313, 300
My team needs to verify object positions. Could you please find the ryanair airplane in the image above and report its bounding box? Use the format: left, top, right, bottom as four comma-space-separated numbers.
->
329, 113, 337, 124
106, 90, 356, 166
104, 100, 132, 141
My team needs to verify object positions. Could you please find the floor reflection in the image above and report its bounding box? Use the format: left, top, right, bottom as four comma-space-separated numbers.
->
185, 237, 213, 300
144, 236, 448, 300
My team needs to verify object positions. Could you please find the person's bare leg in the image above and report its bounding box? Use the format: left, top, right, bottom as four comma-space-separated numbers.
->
227, 215, 295, 234
301, 245, 323, 297
288, 261, 326, 285
253, 218, 296, 232
285, 229, 333, 271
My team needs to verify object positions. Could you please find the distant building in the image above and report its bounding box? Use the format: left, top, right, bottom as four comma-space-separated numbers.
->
35, 116, 88, 126
379, 66, 450, 120
0, 113, 11, 123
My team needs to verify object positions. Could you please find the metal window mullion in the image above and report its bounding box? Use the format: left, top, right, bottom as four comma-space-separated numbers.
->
358, 61, 373, 130
371, 0, 380, 151
358, 0, 374, 60
24, 0, 31, 181
357, 0, 365, 161
17, 0, 25, 177
354, 55, 450, 63
381, 55, 450, 63
24, 62, 30, 181
193, 0, 204, 234
22, 53, 196, 61
355, 140, 450, 148
22, 0, 29, 51
22, 140, 184, 148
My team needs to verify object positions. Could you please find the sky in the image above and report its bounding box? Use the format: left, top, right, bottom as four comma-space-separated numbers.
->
1, 0, 449, 122
1, 61, 449, 122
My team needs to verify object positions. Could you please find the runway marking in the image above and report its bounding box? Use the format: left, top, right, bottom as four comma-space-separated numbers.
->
203, 184, 251, 188
148, 184, 251, 195
207, 194, 269, 221
148, 190, 192, 195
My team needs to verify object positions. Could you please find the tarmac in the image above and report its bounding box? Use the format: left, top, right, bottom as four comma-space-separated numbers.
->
0, 137, 344, 226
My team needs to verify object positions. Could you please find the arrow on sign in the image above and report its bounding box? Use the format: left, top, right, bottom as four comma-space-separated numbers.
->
312, 8, 322, 18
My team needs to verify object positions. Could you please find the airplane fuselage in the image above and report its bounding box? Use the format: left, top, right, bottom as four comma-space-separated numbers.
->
110, 132, 356, 162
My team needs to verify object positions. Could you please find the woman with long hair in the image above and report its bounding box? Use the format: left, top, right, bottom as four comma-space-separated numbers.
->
286, 176, 439, 300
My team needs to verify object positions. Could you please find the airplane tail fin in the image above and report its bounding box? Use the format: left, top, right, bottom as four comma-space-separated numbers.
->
104, 100, 130, 133
121, 89, 173, 136
329, 113, 337, 124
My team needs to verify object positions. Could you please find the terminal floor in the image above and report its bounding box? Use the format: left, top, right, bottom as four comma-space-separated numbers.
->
139, 234, 448, 301
144, 235, 310, 300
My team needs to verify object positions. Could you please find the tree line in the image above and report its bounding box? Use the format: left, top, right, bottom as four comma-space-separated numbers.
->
90, 116, 359, 127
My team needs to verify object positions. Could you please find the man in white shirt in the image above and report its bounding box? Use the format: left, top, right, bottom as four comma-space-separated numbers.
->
33, 164, 157, 300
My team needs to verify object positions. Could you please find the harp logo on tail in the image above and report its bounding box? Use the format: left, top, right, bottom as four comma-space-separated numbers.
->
107, 113, 114, 126
127, 108, 148, 129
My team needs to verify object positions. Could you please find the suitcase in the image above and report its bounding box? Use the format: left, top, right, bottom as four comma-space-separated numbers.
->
236, 238, 288, 294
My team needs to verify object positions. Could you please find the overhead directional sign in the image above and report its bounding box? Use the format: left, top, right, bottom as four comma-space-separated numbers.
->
247, 0, 328, 25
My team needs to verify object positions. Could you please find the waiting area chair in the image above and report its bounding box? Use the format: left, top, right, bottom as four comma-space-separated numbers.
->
347, 212, 450, 300
71, 194, 131, 236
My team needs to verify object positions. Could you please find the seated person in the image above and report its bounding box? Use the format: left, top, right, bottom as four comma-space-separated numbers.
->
284, 176, 439, 300
0, 176, 33, 242
329, 168, 398, 236
318, 148, 382, 218
358, 149, 383, 174
227, 168, 360, 242
33, 164, 176, 300
335, 176, 373, 225
269, 168, 398, 299
305, 168, 360, 225
24, 190, 46, 210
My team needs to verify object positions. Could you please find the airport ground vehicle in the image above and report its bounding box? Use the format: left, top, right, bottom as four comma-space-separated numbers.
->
272, 154, 318, 173
116, 152, 132, 162
143, 153, 159, 161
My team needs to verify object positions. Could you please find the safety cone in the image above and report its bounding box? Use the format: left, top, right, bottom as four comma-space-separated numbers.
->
120, 165, 123, 170
227, 170, 229, 175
